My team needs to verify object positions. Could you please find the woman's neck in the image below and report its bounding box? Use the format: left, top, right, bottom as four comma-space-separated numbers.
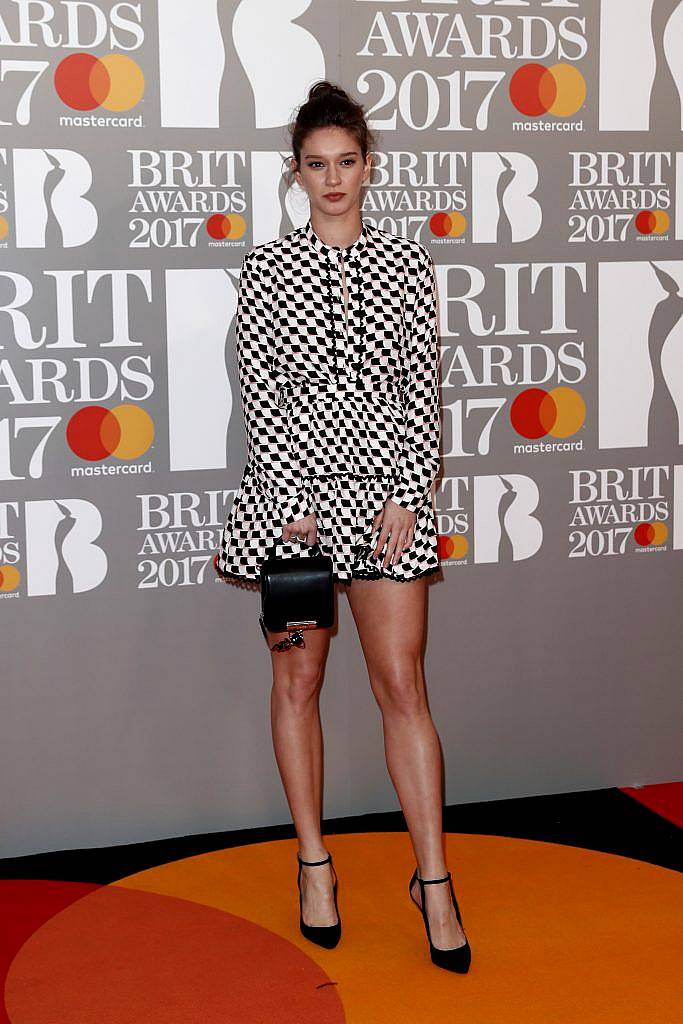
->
309, 210, 363, 249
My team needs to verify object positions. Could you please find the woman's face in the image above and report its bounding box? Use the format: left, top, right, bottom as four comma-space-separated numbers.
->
293, 126, 372, 219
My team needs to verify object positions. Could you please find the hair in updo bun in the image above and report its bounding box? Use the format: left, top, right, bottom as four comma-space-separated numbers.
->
284, 80, 376, 187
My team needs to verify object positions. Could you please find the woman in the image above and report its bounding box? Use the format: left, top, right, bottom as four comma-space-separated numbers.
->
216, 81, 471, 974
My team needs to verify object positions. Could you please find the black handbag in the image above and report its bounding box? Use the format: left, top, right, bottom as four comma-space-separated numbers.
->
259, 536, 334, 637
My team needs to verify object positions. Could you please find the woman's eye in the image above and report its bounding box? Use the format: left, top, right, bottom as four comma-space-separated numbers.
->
306, 160, 355, 169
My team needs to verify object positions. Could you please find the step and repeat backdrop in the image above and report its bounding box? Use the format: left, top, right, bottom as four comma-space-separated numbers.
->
2, 0, 682, 856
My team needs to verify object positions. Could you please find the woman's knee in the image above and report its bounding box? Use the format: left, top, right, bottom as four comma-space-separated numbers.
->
373, 661, 427, 715
272, 661, 325, 707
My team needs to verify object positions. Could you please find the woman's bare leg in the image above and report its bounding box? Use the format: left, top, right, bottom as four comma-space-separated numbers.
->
346, 576, 466, 950
267, 622, 338, 926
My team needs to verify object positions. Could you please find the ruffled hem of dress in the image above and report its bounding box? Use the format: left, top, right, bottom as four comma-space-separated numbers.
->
346, 564, 442, 583
214, 563, 442, 589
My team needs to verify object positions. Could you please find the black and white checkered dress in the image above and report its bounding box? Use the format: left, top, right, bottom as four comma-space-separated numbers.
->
216, 217, 442, 586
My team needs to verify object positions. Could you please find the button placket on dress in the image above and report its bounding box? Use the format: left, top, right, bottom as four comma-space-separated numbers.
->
323, 253, 352, 414
305, 217, 368, 383
322, 251, 344, 463
328, 254, 367, 395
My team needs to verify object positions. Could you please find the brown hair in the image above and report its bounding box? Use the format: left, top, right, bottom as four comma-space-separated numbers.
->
284, 80, 377, 188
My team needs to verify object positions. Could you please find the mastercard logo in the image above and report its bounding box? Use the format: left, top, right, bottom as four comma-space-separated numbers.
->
438, 534, 469, 561
55, 53, 144, 111
0, 565, 20, 592
0, 217, 8, 241
66, 404, 154, 461
207, 214, 248, 241
429, 211, 467, 239
634, 522, 668, 547
635, 210, 669, 236
510, 387, 585, 439
510, 63, 586, 118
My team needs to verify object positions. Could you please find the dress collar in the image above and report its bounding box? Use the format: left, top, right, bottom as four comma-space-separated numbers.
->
303, 216, 369, 260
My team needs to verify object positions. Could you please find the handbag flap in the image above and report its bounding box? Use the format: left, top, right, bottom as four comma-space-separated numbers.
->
261, 549, 334, 631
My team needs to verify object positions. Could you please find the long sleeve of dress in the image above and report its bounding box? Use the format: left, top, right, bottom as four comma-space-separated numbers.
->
387, 246, 441, 515
235, 250, 314, 525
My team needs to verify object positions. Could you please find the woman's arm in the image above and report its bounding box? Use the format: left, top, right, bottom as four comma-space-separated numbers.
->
387, 245, 441, 514
235, 250, 313, 525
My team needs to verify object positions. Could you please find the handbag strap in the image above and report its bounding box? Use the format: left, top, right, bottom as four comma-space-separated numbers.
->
264, 537, 323, 561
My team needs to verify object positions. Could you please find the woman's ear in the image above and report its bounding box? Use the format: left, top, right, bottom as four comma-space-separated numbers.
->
363, 154, 373, 182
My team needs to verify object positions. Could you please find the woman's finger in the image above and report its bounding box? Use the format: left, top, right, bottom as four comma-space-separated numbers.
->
383, 525, 405, 568
392, 528, 411, 564
388, 530, 404, 567
372, 524, 392, 560
383, 533, 398, 568
390, 526, 412, 566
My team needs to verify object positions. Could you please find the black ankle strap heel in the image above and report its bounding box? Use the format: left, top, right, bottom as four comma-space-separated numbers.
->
296, 851, 341, 949
408, 867, 472, 973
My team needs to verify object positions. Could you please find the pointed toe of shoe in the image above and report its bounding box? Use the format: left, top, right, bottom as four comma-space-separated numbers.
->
429, 938, 471, 973
300, 919, 342, 948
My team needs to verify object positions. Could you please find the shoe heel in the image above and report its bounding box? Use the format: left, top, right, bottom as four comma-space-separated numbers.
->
409, 868, 471, 974
297, 851, 341, 949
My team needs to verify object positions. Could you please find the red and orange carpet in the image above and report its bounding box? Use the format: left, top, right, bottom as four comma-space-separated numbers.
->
2, 781, 682, 1023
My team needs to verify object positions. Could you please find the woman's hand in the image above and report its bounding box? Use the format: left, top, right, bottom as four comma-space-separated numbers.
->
371, 499, 416, 569
282, 512, 318, 546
